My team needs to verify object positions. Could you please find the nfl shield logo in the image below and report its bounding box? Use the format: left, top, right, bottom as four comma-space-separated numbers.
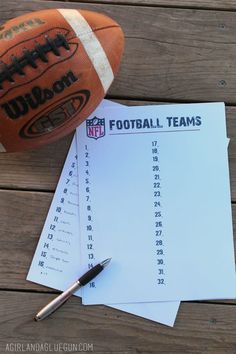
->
86, 116, 105, 140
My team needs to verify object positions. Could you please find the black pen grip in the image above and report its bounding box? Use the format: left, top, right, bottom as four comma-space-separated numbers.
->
79, 264, 103, 286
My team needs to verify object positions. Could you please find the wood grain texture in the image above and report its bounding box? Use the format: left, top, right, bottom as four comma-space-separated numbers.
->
0, 133, 73, 192
2, 1, 236, 103
47, 0, 236, 11
0, 189, 235, 305
0, 190, 53, 292
0, 291, 236, 353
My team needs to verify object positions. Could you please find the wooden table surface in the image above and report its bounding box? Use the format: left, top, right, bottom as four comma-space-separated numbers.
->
1, 0, 236, 353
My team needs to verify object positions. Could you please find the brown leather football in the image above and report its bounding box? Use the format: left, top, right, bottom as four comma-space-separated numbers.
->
0, 9, 124, 152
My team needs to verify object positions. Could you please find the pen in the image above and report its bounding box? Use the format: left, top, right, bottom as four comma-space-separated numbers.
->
34, 258, 111, 321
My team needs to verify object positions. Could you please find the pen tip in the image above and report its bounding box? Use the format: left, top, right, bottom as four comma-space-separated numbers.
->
100, 258, 112, 268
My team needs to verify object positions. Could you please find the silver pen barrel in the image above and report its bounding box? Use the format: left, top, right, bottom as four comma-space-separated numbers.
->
35, 280, 81, 321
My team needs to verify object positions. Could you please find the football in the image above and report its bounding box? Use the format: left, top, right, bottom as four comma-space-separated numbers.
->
0, 8, 124, 152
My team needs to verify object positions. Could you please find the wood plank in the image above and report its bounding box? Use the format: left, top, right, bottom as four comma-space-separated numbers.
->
0, 133, 73, 192
1, 102, 236, 200
0, 291, 236, 353
48, 0, 236, 12
2, 1, 236, 103
0, 190, 53, 292
0, 188, 235, 306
